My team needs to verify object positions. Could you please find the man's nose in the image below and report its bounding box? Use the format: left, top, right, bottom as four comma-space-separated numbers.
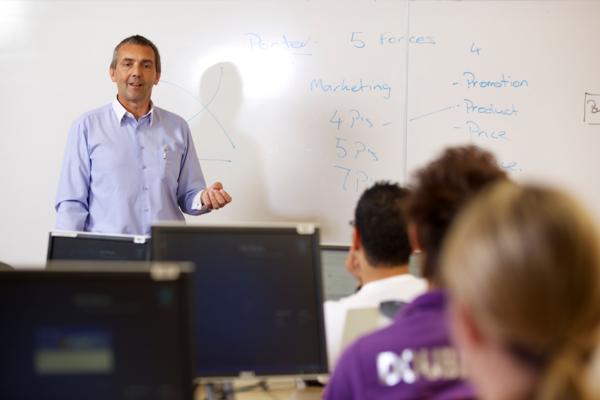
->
131, 63, 142, 77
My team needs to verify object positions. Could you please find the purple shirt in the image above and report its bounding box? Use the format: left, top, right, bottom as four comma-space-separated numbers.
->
324, 290, 475, 400
55, 100, 207, 235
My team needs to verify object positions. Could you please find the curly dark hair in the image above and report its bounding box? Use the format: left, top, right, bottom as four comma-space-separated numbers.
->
406, 145, 508, 284
355, 182, 411, 267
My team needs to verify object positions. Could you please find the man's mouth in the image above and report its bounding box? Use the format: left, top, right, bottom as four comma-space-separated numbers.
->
128, 82, 144, 88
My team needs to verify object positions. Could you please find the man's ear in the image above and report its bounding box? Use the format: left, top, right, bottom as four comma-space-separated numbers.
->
109, 68, 116, 82
154, 72, 161, 85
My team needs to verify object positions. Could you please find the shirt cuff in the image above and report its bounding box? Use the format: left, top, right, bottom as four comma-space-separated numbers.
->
192, 190, 208, 211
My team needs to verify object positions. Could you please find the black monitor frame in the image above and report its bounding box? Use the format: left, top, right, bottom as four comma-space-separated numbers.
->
0, 263, 195, 399
151, 223, 328, 382
46, 230, 151, 262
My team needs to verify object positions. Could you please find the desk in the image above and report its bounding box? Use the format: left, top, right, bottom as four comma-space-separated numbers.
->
195, 378, 324, 400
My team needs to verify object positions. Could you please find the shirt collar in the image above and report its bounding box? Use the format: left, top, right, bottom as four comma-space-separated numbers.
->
358, 274, 415, 294
111, 96, 155, 126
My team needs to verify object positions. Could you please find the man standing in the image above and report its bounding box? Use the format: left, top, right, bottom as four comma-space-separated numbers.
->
324, 182, 426, 370
55, 35, 231, 235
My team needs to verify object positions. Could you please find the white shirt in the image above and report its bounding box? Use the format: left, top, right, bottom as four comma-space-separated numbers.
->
323, 273, 426, 371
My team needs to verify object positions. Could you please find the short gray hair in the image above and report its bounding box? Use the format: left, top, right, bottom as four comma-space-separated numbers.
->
110, 35, 161, 73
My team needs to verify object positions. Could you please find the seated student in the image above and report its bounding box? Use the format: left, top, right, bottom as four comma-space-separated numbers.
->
441, 181, 600, 400
324, 182, 426, 370
323, 145, 507, 400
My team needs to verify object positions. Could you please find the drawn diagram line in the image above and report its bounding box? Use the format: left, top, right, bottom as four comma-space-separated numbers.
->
198, 158, 233, 163
161, 65, 236, 149
409, 104, 460, 122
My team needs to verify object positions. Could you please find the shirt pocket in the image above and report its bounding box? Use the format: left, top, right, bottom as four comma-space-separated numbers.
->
160, 145, 183, 183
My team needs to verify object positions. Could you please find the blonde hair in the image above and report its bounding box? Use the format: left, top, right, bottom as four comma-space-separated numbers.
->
442, 181, 600, 399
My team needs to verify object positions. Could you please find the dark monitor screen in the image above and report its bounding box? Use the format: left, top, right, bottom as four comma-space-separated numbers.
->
47, 231, 150, 262
0, 265, 194, 400
151, 224, 328, 379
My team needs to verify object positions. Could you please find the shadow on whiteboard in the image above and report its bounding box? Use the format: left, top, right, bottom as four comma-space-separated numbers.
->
194, 62, 289, 224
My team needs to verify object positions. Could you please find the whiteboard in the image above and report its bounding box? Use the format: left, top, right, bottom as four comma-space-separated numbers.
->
0, 0, 410, 265
406, 0, 600, 220
1, 0, 600, 266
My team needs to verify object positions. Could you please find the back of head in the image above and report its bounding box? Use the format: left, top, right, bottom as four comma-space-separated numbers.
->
355, 182, 410, 267
406, 145, 507, 284
442, 181, 600, 400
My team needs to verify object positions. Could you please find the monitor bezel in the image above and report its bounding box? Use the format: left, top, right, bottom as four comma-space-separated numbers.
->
0, 264, 195, 399
46, 230, 151, 262
151, 223, 329, 381
319, 244, 350, 252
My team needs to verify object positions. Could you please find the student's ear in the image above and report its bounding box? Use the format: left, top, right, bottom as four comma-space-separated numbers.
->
346, 227, 363, 283
352, 226, 361, 251
408, 222, 422, 252
450, 301, 484, 351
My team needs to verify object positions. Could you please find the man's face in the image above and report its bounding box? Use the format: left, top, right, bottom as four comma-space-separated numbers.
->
109, 43, 160, 107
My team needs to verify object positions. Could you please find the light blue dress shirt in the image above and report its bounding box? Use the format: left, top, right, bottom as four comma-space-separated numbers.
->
55, 99, 207, 235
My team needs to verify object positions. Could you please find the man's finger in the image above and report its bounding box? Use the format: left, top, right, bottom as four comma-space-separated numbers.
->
219, 189, 232, 204
208, 190, 220, 209
211, 190, 228, 207
201, 190, 212, 209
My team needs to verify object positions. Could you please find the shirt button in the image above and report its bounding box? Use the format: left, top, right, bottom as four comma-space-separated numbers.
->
144, 208, 149, 212
142, 165, 147, 170
143, 186, 148, 191
140, 146, 144, 150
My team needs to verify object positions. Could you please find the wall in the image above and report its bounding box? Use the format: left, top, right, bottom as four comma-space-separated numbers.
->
1, 0, 599, 265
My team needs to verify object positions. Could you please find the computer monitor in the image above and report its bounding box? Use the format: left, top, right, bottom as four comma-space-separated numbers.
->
320, 245, 357, 301
47, 231, 151, 262
0, 263, 194, 399
152, 223, 328, 380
